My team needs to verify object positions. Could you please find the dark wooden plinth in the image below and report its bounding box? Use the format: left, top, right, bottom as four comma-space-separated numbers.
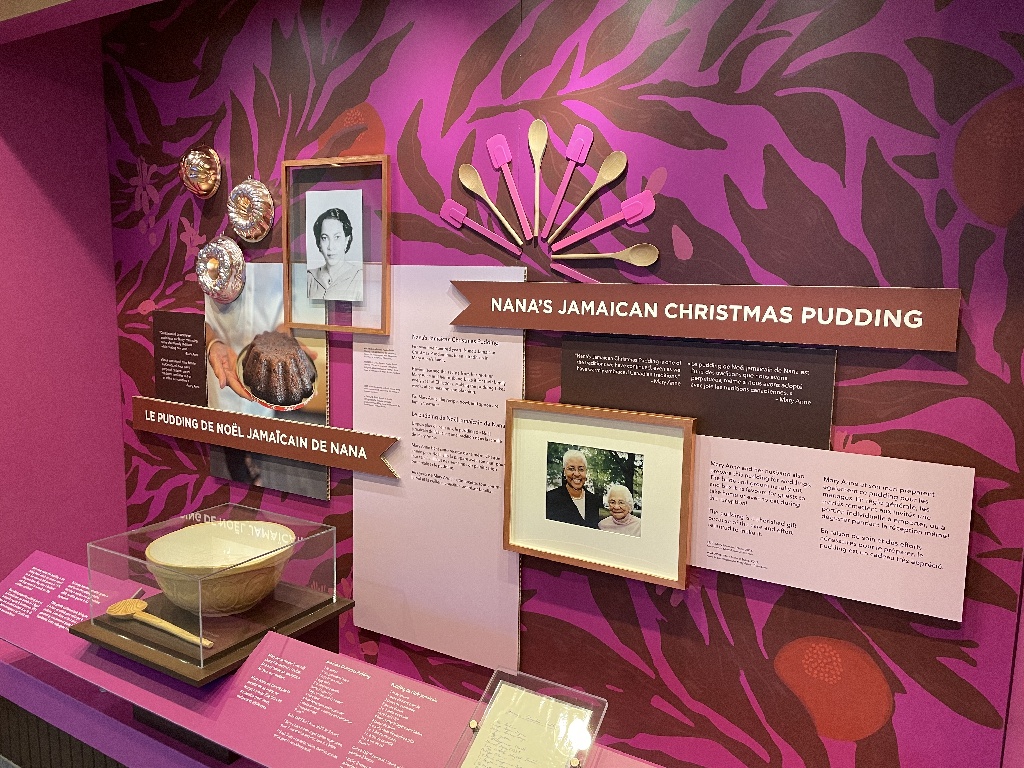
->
70, 585, 353, 687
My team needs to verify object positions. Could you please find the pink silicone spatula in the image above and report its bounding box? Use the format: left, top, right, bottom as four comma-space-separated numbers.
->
440, 199, 522, 256
550, 190, 656, 253
541, 125, 594, 240
486, 134, 533, 241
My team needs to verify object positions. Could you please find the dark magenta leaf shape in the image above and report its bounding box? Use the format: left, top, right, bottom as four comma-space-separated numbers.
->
758, 0, 831, 29
936, 189, 957, 229
699, 0, 768, 72
608, 28, 690, 88
892, 153, 939, 179
1001, 31, 1024, 62
391, 211, 487, 260
441, 0, 527, 136
581, 0, 654, 77
773, 0, 884, 72
252, 66, 286, 181
104, 64, 137, 160
862, 137, 943, 288
125, 71, 177, 166
450, 130, 479, 214
993, 209, 1024, 384
841, 600, 1004, 729
958, 223, 997, 302
965, 558, 1020, 612
977, 547, 1024, 562
327, 0, 391, 71
665, 0, 699, 26
601, 90, 727, 150
501, 0, 602, 100
397, 100, 446, 214
726, 145, 876, 285
716, 29, 791, 94
267, 18, 311, 121
191, 0, 261, 97
906, 37, 1014, 125
228, 92, 257, 190
311, 22, 413, 140
783, 52, 938, 138
767, 91, 847, 182
542, 45, 579, 98
609, 192, 755, 285
102, 0, 257, 94
855, 722, 898, 767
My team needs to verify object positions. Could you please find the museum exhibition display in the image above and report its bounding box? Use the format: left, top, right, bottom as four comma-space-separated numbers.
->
68, 504, 344, 685
1, 1, 1023, 767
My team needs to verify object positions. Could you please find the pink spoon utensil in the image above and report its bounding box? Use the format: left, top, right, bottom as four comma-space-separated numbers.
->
486, 134, 533, 241
541, 125, 594, 241
550, 190, 656, 253
440, 199, 522, 256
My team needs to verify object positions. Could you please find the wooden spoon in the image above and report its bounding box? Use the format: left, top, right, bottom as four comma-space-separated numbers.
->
458, 164, 524, 246
528, 119, 548, 237
551, 243, 659, 268
548, 151, 627, 243
107, 598, 214, 648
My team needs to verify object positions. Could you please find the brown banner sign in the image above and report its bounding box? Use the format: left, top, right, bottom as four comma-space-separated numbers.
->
132, 397, 398, 478
451, 282, 961, 352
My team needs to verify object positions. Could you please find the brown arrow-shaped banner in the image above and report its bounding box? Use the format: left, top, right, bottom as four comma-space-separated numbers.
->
133, 397, 399, 478
451, 282, 961, 352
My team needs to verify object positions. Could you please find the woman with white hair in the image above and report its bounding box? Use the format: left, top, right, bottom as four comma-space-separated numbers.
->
599, 484, 641, 537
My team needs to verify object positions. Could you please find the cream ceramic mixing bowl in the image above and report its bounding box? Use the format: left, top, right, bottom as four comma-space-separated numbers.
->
145, 520, 296, 616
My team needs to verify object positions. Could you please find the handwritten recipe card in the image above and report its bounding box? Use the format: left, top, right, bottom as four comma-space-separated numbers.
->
461, 683, 593, 768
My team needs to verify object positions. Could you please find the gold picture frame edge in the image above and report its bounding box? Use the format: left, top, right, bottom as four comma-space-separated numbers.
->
282, 154, 391, 336
503, 398, 695, 590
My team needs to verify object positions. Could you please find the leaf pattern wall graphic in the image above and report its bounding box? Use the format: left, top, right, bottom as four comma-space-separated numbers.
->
103, 1, 1024, 767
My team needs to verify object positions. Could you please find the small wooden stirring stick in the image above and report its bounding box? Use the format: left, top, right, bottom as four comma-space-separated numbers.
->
106, 598, 213, 648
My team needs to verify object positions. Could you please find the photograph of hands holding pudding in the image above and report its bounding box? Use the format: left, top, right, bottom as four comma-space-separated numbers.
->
204, 262, 329, 499
545, 445, 643, 536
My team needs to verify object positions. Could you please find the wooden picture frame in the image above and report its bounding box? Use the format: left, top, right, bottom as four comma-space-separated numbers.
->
504, 399, 695, 589
282, 154, 390, 335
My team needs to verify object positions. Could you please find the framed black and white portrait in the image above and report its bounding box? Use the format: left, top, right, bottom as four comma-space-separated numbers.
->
283, 155, 390, 335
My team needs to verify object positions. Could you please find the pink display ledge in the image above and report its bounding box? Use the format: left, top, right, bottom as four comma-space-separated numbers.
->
0, 551, 655, 768
0, 640, 263, 768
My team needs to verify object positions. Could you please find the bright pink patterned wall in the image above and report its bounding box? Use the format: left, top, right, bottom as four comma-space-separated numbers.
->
103, 1, 1024, 766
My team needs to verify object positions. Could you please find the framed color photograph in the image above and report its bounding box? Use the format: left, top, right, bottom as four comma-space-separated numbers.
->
282, 154, 390, 334
505, 400, 695, 588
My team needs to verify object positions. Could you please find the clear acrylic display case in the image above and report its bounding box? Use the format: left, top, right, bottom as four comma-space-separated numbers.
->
446, 669, 608, 768
72, 504, 341, 684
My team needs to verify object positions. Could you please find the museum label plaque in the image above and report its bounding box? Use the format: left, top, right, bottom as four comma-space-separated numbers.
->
132, 396, 398, 477
691, 435, 974, 621
153, 310, 206, 405
451, 282, 961, 351
562, 335, 836, 449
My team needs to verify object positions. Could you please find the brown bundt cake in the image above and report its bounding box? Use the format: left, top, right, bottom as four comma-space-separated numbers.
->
243, 332, 316, 406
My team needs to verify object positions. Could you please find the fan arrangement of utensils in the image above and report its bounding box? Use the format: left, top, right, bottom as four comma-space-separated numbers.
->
440, 119, 659, 273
